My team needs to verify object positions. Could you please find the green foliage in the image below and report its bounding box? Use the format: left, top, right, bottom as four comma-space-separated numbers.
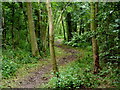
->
98, 62, 120, 87
64, 32, 91, 47
2, 2, 119, 88
44, 50, 119, 88
2, 2, 49, 79
44, 50, 97, 88
63, 2, 119, 64
2, 48, 39, 79
2, 58, 18, 78
45, 56, 96, 88
55, 35, 64, 40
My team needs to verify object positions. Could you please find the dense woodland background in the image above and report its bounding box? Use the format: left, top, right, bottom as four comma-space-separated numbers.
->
1, 1, 120, 88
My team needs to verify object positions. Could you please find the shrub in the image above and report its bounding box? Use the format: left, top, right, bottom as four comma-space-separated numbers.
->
2, 57, 18, 78
2, 48, 39, 78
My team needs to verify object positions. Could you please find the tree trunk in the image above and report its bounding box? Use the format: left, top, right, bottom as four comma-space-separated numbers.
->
46, 0, 59, 76
0, 2, 2, 52
62, 16, 66, 40
2, 7, 6, 49
11, 2, 15, 49
81, 19, 84, 34
26, 2, 40, 57
90, 2, 100, 74
0, 3, 2, 79
66, 13, 72, 41
40, 5, 48, 54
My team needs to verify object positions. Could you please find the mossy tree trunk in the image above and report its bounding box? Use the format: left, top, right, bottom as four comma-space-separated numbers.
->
26, 2, 39, 57
90, 2, 100, 74
46, 0, 59, 76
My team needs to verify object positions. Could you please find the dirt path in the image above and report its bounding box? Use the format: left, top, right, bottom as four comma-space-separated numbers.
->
18, 40, 80, 88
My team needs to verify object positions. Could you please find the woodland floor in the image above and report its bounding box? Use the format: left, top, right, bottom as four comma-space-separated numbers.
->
2, 39, 81, 88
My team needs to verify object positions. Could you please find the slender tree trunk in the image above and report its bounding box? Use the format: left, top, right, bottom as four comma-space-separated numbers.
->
90, 2, 100, 74
66, 13, 72, 41
11, 2, 15, 49
47, 25, 49, 49
0, 2, 2, 51
46, 0, 59, 76
79, 20, 81, 35
41, 6, 48, 53
0, 3, 2, 75
62, 16, 66, 40
81, 19, 84, 34
34, 10, 39, 38
2, 7, 6, 49
26, 2, 40, 57
36, 3, 41, 52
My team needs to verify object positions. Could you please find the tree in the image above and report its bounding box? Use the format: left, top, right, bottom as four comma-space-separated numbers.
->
66, 12, 72, 41
62, 16, 66, 40
90, 2, 100, 74
2, 6, 6, 49
0, 2, 2, 81
0, 2, 2, 49
26, 2, 39, 57
46, 0, 59, 76
11, 2, 15, 49
40, 3, 48, 54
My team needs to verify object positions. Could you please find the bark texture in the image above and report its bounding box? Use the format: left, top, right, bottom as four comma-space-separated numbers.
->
90, 2, 100, 74
26, 2, 39, 57
46, 0, 59, 76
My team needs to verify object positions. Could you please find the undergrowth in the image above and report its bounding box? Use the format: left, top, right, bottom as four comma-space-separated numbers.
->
1, 46, 66, 88
2, 48, 40, 79
43, 47, 119, 88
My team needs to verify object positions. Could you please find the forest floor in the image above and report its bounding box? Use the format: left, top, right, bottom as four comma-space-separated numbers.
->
2, 39, 82, 88
2, 39, 119, 88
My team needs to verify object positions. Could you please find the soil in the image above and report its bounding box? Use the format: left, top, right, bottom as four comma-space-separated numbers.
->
17, 39, 80, 88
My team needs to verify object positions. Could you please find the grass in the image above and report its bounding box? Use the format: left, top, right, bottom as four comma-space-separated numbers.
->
1, 43, 119, 88
1, 46, 67, 88
41, 46, 119, 88
1, 59, 48, 88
